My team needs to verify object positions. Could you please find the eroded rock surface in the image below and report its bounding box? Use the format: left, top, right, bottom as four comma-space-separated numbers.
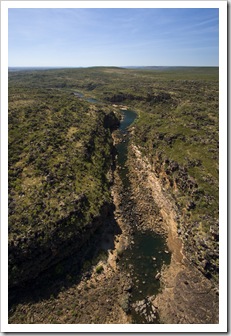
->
127, 144, 219, 324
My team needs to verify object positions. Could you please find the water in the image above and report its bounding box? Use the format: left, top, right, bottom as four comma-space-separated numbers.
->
73, 92, 84, 98
9, 92, 171, 324
73, 92, 99, 104
124, 232, 170, 299
116, 107, 171, 323
74, 92, 171, 323
85, 97, 98, 103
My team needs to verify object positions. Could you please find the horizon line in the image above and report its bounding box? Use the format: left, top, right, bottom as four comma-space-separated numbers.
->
8, 65, 219, 68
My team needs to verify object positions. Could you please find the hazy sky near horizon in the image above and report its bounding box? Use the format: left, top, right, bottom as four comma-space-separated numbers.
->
8, 8, 219, 67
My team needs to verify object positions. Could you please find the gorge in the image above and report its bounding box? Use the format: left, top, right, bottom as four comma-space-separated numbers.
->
8, 67, 219, 324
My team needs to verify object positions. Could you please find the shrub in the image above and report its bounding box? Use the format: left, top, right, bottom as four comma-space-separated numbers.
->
95, 265, 104, 274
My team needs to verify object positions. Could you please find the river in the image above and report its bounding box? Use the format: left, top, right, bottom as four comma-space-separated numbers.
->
7, 89, 217, 325
74, 92, 171, 323
115, 109, 171, 323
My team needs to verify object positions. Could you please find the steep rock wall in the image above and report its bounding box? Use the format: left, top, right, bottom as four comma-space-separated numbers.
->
127, 144, 219, 324
8, 111, 120, 289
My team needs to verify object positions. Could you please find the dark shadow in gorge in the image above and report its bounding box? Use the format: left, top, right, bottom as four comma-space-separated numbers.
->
8, 210, 121, 314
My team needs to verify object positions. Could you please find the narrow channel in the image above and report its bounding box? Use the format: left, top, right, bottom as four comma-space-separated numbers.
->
74, 92, 171, 323
116, 108, 171, 324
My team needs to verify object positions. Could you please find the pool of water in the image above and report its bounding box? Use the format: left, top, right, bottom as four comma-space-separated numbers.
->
85, 97, 98, 103
73, 91, 84, 98
122, 231, 171, 301
74, 93, 171, 323
116, 108, 171, 323
73, 92, 99, 104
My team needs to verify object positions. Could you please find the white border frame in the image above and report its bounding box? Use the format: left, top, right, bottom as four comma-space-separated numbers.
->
1, 1, 227, 333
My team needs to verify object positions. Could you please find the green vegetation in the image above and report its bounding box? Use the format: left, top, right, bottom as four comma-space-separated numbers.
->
8, 70, 119, 287
133, 77, 218, 222
8, 66, 219, 286
95, 264, 104, 274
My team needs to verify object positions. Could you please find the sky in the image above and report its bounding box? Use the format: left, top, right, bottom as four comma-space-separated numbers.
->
8, 7, 219, 67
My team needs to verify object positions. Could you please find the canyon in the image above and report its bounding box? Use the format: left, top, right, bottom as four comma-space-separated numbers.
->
8, 67, 219, 324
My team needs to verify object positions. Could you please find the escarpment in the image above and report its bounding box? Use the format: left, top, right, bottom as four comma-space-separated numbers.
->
129, 145, 219, 285
8, 67, 219, 325
124, 73, 219, 323
126, 141, 219, 323
8, 89, 120, 288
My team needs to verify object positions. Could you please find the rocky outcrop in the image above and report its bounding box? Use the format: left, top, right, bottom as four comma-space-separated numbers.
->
103, 111, 120, 131
104, 93, 142, 103
137, 147, 219, 284
131, 297, 159, 323
9, 218, 132, 324
127, 144, 219, 324
154, 265, 219, 324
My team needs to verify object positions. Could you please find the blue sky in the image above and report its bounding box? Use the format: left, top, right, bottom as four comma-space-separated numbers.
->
8, 8, 219, 67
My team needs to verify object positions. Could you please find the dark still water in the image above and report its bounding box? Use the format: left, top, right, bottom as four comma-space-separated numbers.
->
124, 231, 171, 302
116, 108, 171, 323
73, 93, 171, 323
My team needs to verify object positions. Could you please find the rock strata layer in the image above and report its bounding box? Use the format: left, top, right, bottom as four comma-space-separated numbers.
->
127, 144, 219, 324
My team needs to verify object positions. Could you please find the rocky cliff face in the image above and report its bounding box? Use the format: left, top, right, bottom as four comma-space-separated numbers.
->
8, 106, 120, 289
9, 202, 113, 288
129, 142, 219, 285
127, 143, 219, 324
150, 152, 218, 284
